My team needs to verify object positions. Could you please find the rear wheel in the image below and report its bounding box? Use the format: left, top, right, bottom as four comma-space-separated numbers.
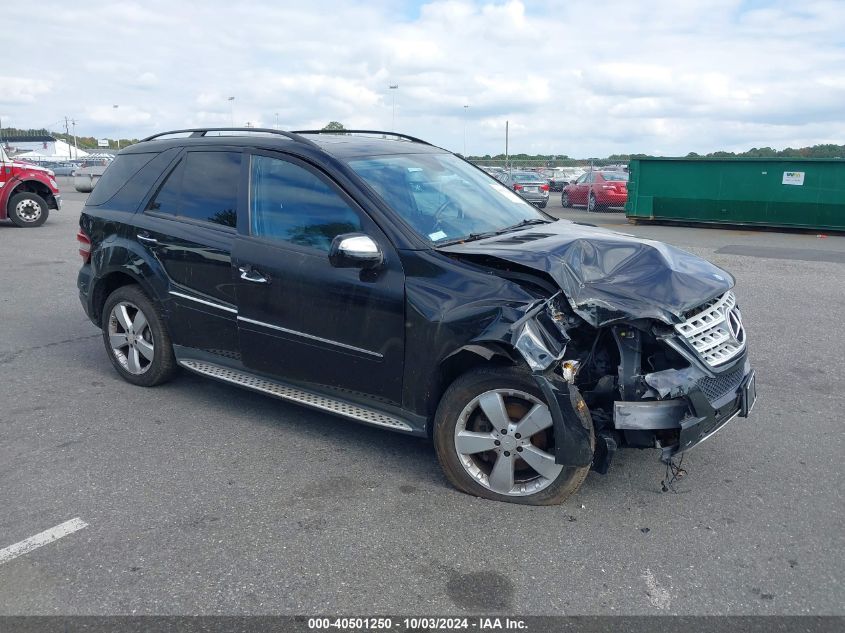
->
101, 285, 177, 387
561, 192, 571, 208
8, 192, 49, 227
434, 366, 593, 505
587, 192, 598, 212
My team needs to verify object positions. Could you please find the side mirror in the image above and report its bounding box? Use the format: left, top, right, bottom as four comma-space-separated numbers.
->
329, 234, 383, 270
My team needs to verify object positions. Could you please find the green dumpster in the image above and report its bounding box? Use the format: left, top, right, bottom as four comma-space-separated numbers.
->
625, 157, 845, 231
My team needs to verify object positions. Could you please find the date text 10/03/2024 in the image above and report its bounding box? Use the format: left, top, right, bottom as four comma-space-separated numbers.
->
307, 617, 528, 630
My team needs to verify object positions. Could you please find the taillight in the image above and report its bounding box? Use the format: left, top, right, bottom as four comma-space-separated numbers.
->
513, 183, 523, 191
77, 228, 91, 263
540, 184, 550, 192
602, 184, 616, 189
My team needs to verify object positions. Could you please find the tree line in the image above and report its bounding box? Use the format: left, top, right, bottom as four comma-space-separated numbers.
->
3, 123, 842, 159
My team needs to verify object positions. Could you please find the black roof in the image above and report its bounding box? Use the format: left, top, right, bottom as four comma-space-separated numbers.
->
129, 128, 446, 160
2, 135, 57, 143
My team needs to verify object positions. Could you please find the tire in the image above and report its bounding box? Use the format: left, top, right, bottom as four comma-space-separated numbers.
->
537, 201, 547, 209
561, 192, 571, 208
101, 285, 177, 387
433, 365, 594, 505
8, 192, 49, 227
587, 192, 598, 212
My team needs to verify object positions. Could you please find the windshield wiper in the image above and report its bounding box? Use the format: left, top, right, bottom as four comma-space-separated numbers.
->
493, 218, 553, 235
434, 231, 499, 247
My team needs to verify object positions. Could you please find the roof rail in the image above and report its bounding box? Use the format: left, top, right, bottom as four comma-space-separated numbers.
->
138, 127, 320, 149
292, 129, 433, 146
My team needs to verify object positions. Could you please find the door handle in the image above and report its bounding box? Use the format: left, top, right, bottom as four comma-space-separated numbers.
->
137, 233, 158, 245
239, 266, 269, 284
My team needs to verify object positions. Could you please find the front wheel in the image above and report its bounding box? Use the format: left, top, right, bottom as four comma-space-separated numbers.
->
433, 366, 593, 505
561, 192, 571, 208
8, 192, 49, 227
101, 285, 177, 387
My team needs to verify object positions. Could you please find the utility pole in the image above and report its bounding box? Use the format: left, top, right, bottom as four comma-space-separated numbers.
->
389, 85, 398, 131
71, 119, 79, 160
505, 120, 509, 176
64, 117, 72, 160
463, 105, 469, 157
228, 97, 235, 127
113, 105, 120, 149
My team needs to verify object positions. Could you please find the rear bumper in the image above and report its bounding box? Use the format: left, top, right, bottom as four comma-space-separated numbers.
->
596, 191, 627, 205
77, 264, 98, 325
613, 357, 757, 459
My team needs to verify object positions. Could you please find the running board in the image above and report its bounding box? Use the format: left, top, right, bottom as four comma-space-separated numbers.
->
178, 359, 414, 432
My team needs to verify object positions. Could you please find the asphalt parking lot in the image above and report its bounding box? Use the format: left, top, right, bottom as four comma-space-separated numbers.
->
1, 177, 843, 615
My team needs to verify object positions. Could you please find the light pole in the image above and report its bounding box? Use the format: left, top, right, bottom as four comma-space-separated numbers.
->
389, 84, 398, 131
113, 105, 120, 149
274, 112, 279, 130
228, 97, 235, 127
463, 104, 469, 157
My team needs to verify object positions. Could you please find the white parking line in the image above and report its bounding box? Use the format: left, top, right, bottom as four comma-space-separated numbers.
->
0, 518, 88, 566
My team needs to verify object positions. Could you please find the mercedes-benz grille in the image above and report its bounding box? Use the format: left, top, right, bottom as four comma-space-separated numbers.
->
675, 291, 746, 367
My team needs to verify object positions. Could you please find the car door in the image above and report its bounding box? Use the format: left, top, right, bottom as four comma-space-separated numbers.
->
572, 172, 590, 204
232, 151, 405, 404
134, 148, 242, 359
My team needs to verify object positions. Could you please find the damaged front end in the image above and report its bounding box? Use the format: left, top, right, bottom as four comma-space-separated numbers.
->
500, 289, 757, 474
437, 220, 757, 474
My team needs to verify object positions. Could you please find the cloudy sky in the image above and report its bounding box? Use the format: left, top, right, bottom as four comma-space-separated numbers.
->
3, 0, 844, 157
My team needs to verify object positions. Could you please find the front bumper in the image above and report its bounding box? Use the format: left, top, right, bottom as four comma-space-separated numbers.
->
613, 357, 757, 458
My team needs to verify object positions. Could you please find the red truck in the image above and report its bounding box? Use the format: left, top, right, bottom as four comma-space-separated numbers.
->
0, 145, 62, 227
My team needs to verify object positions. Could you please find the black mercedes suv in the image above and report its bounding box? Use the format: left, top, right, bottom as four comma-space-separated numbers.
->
77, 128, 757, 505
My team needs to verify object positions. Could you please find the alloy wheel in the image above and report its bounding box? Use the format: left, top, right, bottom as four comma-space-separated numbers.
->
107, 301, 155, 374
453, 389, 563, 496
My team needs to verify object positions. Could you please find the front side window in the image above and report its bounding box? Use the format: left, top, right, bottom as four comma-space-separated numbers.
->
249, 154, 362, 251
347, 153, 547, 244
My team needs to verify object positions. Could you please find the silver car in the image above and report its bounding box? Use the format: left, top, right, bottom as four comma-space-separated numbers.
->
498, 170, 550, 209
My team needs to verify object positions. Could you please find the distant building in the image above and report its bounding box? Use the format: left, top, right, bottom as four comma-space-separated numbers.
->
1, 135, 88, 161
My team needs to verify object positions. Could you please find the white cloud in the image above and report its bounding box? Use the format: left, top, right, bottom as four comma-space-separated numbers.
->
2, 0, 844, 156
0, 76, 52, 105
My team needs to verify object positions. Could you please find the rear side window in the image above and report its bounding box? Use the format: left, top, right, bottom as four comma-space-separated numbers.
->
86, 153, 157, 206
249, 154, 362, 251
180, 151, 241, 228
146, 151, 241, 229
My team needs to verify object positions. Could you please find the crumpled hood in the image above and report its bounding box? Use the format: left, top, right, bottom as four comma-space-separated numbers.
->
440, 220, 733, 326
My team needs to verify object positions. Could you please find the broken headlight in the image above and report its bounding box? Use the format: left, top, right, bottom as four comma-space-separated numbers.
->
514, 317, 568, 372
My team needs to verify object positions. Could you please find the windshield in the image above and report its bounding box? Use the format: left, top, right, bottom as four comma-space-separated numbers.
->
347, 153, 548, 244
601, 171, 629, 181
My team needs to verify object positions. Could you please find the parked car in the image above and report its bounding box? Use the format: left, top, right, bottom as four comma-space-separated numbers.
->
498, 170, 550, 208
0, 145, 62, 227
43, 161, 80, 176
561, 169, 629, 211
547, 171, 571, 192
77, 128, 756, 505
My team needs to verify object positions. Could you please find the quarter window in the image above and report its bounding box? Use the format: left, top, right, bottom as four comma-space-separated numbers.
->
249, 155, 362, 251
